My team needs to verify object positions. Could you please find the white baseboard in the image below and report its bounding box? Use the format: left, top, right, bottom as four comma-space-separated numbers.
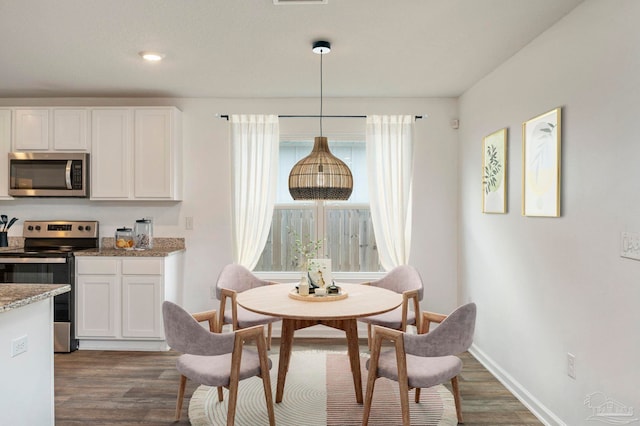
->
469, 344, 565, 426
78, 339, 169, 351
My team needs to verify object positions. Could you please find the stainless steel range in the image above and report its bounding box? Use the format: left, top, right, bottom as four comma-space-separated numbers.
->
0, 220, 99, 352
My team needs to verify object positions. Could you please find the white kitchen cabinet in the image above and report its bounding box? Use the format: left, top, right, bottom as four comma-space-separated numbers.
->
76, 274, 119, 338
13, 108, 88, 151
75, 253, 182, 350
90, 108, 133, 198
122, 275, 163, 338
90, 107, 182, 201
53, 109, 89, 150
134, 108, 182, 199
0, 110, 12, 199
14, 109, 49, 150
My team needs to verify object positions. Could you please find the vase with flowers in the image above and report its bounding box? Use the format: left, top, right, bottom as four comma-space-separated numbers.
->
289, 228, 326, 292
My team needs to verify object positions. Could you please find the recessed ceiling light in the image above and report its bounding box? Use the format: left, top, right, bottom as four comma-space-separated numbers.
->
139, 51, 165, 62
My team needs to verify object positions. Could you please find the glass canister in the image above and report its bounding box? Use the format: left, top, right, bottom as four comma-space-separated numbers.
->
134, 218, 153, 250
115, 227, 134, 249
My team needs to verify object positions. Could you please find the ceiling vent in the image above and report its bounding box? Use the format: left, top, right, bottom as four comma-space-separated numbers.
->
273, 0, 327, 4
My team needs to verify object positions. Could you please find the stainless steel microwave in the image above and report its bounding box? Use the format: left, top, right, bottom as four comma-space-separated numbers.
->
8, 152, 89, 197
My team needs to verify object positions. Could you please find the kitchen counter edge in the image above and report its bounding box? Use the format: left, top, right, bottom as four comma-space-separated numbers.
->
0, 284, 71, 313
75, 237, 186, 257
74, 247, 185, 257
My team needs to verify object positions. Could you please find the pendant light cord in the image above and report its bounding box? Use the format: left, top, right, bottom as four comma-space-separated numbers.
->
319, 50, 323, 137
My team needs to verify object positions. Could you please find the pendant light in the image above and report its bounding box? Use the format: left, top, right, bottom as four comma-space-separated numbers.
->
288, 41, 353, 200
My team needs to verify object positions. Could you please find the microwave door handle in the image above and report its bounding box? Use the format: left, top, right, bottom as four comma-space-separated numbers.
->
65, 160, 73, 189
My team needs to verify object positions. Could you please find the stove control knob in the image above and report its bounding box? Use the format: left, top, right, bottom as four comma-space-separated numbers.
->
27, 225, 34, 231
35, 225, 41, 231
85, 225, 92, 232
78, 226, 84, 231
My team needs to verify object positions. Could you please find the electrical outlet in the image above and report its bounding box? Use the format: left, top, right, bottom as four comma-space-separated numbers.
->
621, 232, 640, 260
567, 353, 576, 379
185, 217, 194, 230
11, 335, 28, 357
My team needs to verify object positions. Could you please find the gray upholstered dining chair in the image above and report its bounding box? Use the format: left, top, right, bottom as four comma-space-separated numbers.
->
362, 302, 477, 425
215, 263, 281, 350
162, 301, 275, 425
358, 265, 424, 349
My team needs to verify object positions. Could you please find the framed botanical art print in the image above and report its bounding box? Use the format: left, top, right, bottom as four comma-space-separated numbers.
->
522, 107, 561, 217
482, 128, 507, 213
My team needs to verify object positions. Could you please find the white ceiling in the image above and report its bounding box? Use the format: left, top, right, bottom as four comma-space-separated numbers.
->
0, 0, 584, 99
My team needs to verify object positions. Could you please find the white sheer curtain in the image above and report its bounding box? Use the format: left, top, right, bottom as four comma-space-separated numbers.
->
230, 114, 279, 269
366, 115, 414, 271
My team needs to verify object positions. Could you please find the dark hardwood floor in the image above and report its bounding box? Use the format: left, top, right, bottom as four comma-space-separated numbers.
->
54, 338, 542, 425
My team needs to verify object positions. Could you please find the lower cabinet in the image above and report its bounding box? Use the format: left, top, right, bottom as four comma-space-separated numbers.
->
75, 254, 182, 350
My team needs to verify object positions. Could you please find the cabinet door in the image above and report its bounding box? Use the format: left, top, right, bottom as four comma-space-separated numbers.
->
76, 275, 119, 338
53, 109, 88, 151
0, 110, 12, 199
121, 275, 163, 338
90, 109, 132, 199
134, 108, 179, 199
14, 109, 49, 150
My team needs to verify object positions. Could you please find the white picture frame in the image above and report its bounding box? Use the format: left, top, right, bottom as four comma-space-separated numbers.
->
522, 107, 561, 217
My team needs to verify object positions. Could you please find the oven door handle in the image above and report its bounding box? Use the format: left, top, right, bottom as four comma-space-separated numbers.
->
0, 258, 68, 264
65, 160, 73, 190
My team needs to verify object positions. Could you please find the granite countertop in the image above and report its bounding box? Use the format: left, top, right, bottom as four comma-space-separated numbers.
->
0, 284, 71, 313
74, 237, 186, 257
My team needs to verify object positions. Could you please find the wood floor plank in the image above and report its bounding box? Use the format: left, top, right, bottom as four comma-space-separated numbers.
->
54, 338, 542, 425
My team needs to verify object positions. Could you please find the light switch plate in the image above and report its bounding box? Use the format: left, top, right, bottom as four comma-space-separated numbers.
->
621, 232, 640, 260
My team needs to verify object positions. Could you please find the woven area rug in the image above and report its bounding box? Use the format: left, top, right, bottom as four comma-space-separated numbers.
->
189, 351, 457, 425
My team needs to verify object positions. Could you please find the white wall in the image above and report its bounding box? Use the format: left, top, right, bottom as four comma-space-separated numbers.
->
0, 97, 459, 316
0, 299, 55, 425
458, 1, 640, 424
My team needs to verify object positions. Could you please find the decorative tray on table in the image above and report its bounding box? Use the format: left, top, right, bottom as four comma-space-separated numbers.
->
288, 286, 348, 302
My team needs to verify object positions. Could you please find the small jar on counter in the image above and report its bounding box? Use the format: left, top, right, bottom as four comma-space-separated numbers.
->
134, 218, 153, 250
115, 227, 134, 249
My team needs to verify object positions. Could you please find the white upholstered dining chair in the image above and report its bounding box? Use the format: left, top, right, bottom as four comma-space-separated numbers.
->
358, 264, 424, 349
362, 302, 477, 425
215, 263, 281, 350
162, 301, 275, 425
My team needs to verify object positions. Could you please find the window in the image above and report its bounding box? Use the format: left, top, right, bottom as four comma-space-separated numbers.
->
254, 138, 381, 272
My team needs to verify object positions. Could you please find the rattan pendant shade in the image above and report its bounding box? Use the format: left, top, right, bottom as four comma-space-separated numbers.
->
288, 40, 353, 200
288, 136, 353, 200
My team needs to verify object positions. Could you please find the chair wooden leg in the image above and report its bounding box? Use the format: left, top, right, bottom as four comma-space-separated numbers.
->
256, 331, 276, 426
364, 328, 383, 426
226, 377, 239, 426
398, 378, 411, 426
451, 376, 464, 423
217, 386, 224, 401
415, 387, 421, 403
362, 371, 379, 424
266, 323, 273, 350
367, 323, 372, 350
227, 331, 244, 426
175, 375, 187, 421
394, 339, 411, 426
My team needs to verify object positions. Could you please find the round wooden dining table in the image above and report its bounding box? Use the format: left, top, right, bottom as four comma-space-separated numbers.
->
236, 282, 402, 404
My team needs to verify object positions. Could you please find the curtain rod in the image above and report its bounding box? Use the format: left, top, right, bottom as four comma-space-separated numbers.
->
217, 114, 426, 120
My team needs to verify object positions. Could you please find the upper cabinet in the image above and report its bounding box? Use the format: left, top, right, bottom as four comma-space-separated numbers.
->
91, 107, 182, 201
90, 109, 133, 199
53, 109, 89, 150
14, 108, 88, 151
0, 110, 12, 200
